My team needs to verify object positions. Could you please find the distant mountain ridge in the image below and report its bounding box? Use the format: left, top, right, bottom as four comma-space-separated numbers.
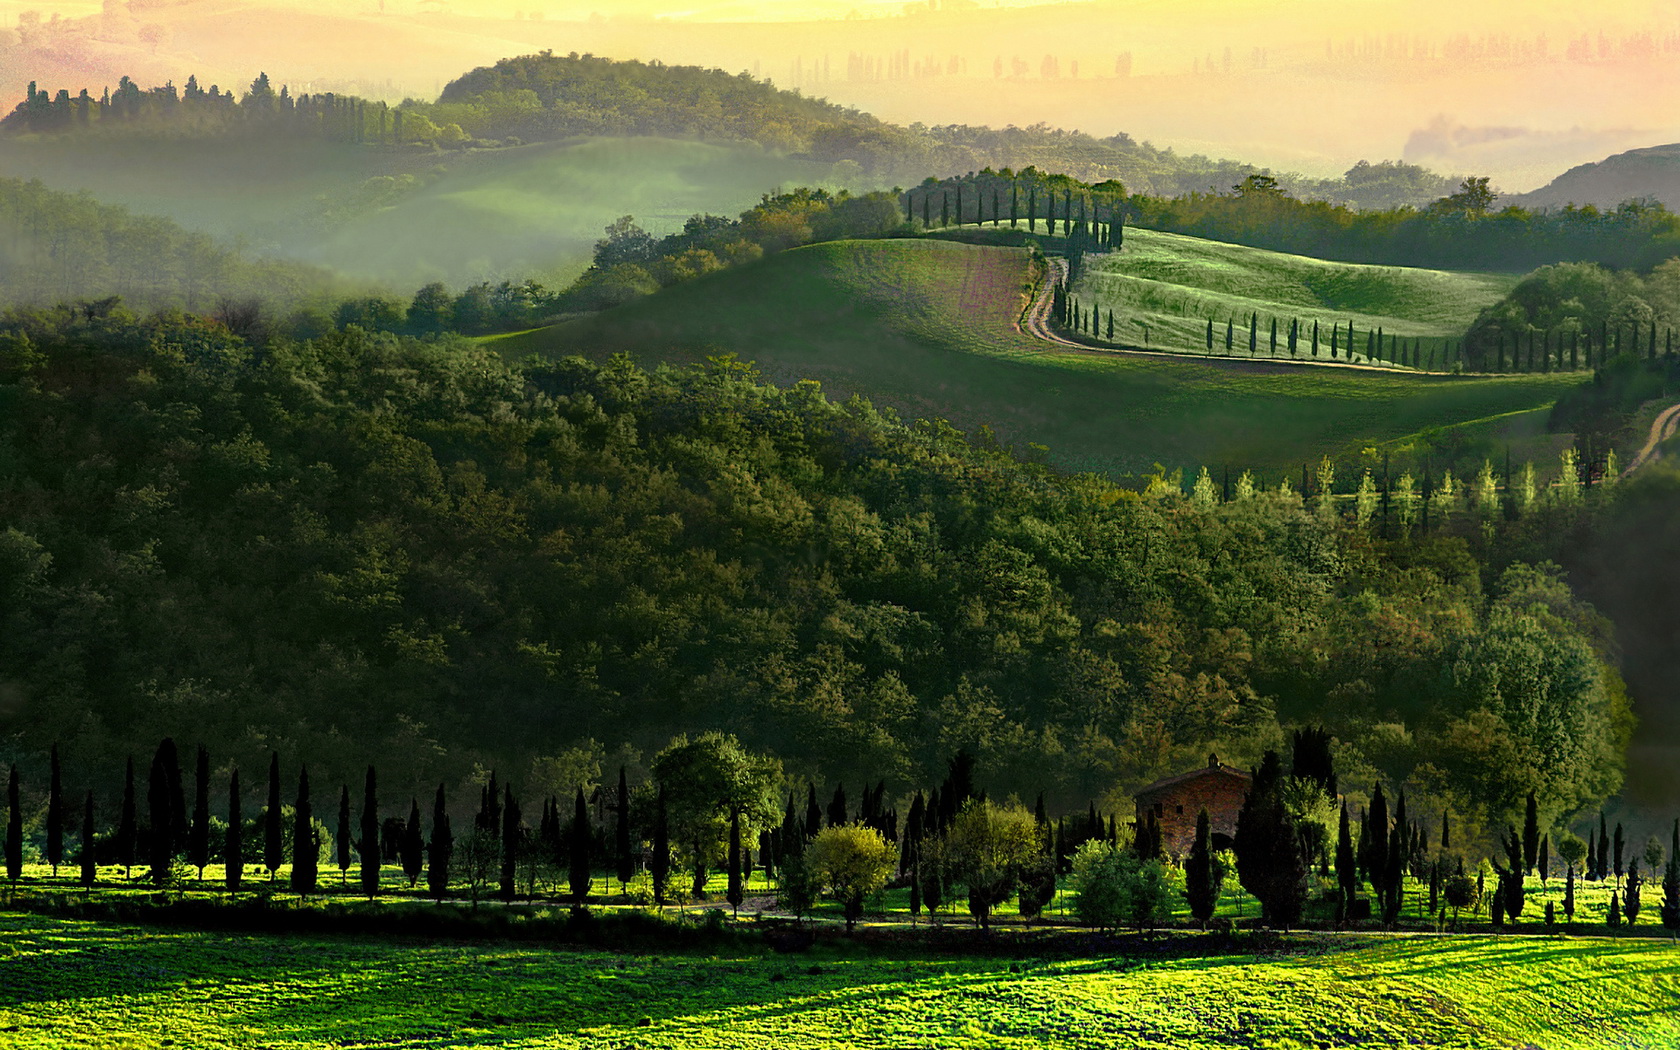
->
1510, 143, 1680, 212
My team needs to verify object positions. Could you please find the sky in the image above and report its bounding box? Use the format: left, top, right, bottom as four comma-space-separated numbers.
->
3, 0, 1679, 188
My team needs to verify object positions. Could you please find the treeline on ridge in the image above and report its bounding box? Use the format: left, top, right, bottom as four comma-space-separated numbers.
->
0, 306, 1633, 854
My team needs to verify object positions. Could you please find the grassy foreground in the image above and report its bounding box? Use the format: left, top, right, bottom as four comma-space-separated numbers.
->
496, 238, 1578, 475
2, 912, 1676, 1049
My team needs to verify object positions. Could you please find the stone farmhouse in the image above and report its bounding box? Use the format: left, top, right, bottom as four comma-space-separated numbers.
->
1133, 754, 1252, 857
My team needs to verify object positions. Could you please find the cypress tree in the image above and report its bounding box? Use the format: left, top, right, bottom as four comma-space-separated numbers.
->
1336, 800, 1357, 916
359, 766, 379, 897
1233, 751, 1306, 928
1366, 784, 1390, 899
499, 786, 519, 900
402, 798, 424, 888
189, 745, 210, 879
828, 784, 848, 827
1626, 859, 1642, 924
264, 752, 282, 879
1225, 318, 1234, 352
148, 739, 181, 886
1383, 791, 1406, 924
1588, 822, 1600, 881
1206, 318, 1214, 352
1186, 809, 1219, 925
614, 766, 633, 889
1539, 833, 1550, 884
117, 757, 137, 878
428, 784, 452, 901
1598, 813, 1610, 881
1660, 818, 1679, 936
1608, 890, 1622, 927
569, 787, 591, 904
1010, 181, 1019, 228
1522, 791, 1539, 874
651, 785, 670, 906
3, 766, 17, 884
804, 784, 821, 840
336, 786, 352, 882
727, 807, 744, 917
80, 791, 96, 890
291, 767, 316, 894
47, 744, 63, 877
226, 768, 242, 894
1614, 821, 1626, 880
1441, 808, 1451, 852
1564, 861, 1576, 923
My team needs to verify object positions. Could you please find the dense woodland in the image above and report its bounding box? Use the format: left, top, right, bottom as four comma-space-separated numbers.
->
0, 307, 1640, 863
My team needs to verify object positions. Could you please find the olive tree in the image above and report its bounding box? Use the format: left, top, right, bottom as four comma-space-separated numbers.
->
803, 824, 897, 931
941, 799, 1042, 929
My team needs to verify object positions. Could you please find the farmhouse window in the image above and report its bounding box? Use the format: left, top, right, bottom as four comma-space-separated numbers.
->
1154, 803, 1163, 817
1176, 805, 1184, 815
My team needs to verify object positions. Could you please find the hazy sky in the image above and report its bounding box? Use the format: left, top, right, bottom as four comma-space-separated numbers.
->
5, 0, 1679, 188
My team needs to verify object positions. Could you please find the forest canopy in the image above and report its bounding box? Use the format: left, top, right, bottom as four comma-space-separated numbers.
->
0, 307, 1629, 847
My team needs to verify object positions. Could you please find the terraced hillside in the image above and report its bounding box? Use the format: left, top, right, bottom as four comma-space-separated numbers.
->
496, 238, 1580, 476
1069, 227, 1519, 357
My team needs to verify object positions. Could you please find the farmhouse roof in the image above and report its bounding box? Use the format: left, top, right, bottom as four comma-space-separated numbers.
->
1135, 752, 1252, 799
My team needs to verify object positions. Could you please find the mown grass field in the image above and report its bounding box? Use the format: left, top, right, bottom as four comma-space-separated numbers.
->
2, 910, 1677, 1049
495, 238, 1580, 476
1072, 227, 1519, 355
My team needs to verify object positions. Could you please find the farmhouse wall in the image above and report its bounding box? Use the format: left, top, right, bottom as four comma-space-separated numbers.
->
1134, 762, 1251, 857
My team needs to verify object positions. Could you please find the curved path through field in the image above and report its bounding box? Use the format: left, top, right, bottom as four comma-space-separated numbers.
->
1021, 255, 1446, 375
1624, 402, 1680, 476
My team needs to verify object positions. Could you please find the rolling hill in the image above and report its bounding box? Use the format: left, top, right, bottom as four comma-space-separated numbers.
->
1509, 142, 1680, 212
494, 234, 1581, 477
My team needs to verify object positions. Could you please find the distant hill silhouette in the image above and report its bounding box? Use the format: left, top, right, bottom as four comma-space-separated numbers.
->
1510, 144, 1680, 212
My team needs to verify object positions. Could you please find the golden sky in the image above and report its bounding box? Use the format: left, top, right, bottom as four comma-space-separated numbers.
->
4, 0, 1679, 187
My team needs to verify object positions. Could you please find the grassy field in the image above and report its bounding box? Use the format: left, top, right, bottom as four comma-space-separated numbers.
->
1071, 227, 1519, 355
496, 237, 1580, 476
2, 909, 1677, 1049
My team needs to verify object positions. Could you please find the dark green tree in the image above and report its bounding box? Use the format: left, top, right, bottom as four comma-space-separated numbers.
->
226, 768, 242, 894
727, 806, 744, 917
652, 785, 670, 906
804, 784, 822, 841
499, 786, 520, 900
828, 784, 848, 828
359, 766, 379, 897
148, 739, 182, 886
4, 766, 17, 884
1660, 819, 1679, 935
401, 798, 425, 888
1614, 821, 1626, 880
264, 753, 282, 880
1597, 812, 1610, 881
117, 758, 137, 879
1233, 751, 1307, 928
428, 784, 452, 901
291, 766, 316, 893
569, 786, 591, 904
336, 786, 352, 882
1186, 808, 1221, 925
1522, 791, 1539, 874
189, 744, 210, 879
1626, 859, 1642, 925
47, 744, 63, 876
79, 791, 95, 890
1335, 800, 1358, 917
614, 766, 633, 889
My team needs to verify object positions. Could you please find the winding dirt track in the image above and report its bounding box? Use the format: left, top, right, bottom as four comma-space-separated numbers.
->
1624, 402, 1680, 476
1019, 255, 1450, 376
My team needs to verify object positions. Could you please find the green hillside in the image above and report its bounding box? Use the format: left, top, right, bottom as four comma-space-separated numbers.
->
1074, 227, 1519, 353
4, 914, 1676, 1049
497, 237, 1580, 476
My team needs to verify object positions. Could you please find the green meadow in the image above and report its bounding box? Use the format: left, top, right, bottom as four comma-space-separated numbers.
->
496, 237, 1579, 476
2, 910, 1676, 1049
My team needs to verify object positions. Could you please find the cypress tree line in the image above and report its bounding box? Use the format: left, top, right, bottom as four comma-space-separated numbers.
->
1660, 818, 1680, 935
614, 767, 633, 890
401, 799, 424, 888
651, 785, 670, 906
226, 768, 242, 894
428, 784, 452, 901
80, 791, 95, 890
569, 787, 591, 904
360, 766, 379, 897
291, 766, 316, 894
47, 744, 63, 877
4, 766, 17, 884
118, 757, 136, 878
336, 786, 352, 882
1382, 791, 1406, 924
264, 752, 282, 879
190, 744, 210, 879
